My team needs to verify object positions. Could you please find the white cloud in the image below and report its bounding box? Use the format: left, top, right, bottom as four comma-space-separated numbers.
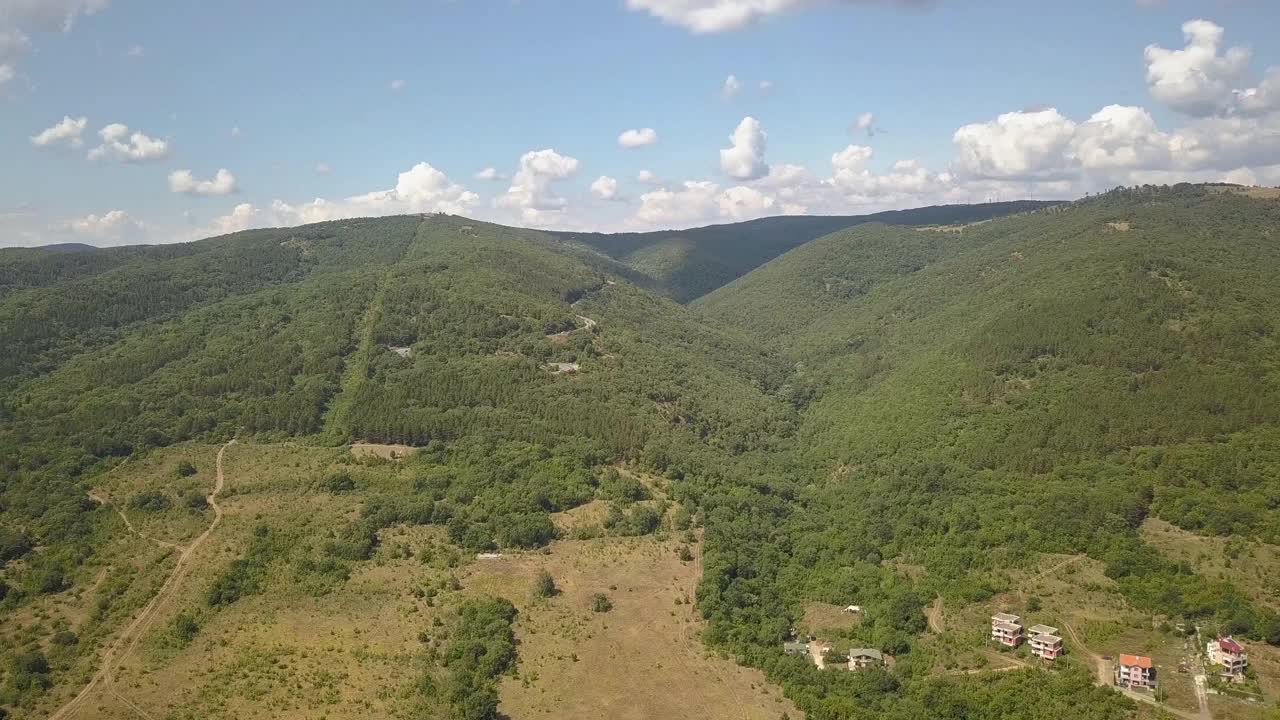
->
126, 43, 143, 57
625, 0, 930, 34
618, 127, 659, 148
637, 169, 661, 184
1070, 105, 1174, 172
953, 109, 1078, 179
852, 111, 877, 137
721, 73, 742, 98
61, 209, 142, 238
168, 168, 238, 196
496, 148, 581, 225
591, 176, 620, 200
1237, 68, 1280, 116
759, 80, 773, 93
30, 115, 87, 148
230, 126, 242, 138
87, 123, 169, 162
389, 78, 406, 91
314, 162, 332, 175
1144, 19, 1251, 117
0, 63, 13, 85
635, 181, 720, 226
720, 116, 770, 180
202, 162, 480, 237
718, 185, 776, 220
474, 167, 504, 181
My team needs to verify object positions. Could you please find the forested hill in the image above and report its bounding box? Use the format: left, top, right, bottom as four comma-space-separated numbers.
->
550, 200, 1056, 302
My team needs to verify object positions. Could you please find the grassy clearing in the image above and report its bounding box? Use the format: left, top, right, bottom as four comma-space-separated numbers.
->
1142, 518, 1280, 612
464, 535, 802, 720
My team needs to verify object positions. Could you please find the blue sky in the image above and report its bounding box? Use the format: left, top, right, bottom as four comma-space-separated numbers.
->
3, 0, 1280, 246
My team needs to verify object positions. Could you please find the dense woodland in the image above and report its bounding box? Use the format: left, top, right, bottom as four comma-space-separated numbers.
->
2, 187, 1280, 718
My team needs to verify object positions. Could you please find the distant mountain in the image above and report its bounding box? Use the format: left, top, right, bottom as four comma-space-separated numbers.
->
554, 201, 1058, 302
35, 243, 99, 253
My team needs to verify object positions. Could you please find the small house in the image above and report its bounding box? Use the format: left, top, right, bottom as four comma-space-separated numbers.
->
1207, 637, 1248, 678
1116, 655, 1156, 690
991, 613, 1024, 648
847, 648, 884, 670
1028, 625, 1064, 660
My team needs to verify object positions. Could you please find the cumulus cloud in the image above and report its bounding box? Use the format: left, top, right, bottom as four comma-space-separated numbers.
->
637, 169, 661, 184
591, 176, 621, 200
625, 0, 933, 34
1144, 20, 1250, 117
61, 209, 142, 239
852, 111, 877, 137
87, 123, 169, 162
496, 149, 581, 225
201, 162, 479, 238
474, 167, 504, 181
618, 127, 659, 148
953, 109, 1078, 179
718, 185, 776, 220
720, 116, 770, 180
721, 73, 743, 98
635, 181, 720, 226
30, 115, 87, 148
168, 168, 238, 196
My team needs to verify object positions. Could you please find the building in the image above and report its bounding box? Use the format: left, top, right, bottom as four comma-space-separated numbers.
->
1028, 625, 1064, 660
1207, 637, 1248, 678
1116, 655, 1156, 690
847, 649, 884, 670
783, 640, 810, 656
991, 613, 1024, 648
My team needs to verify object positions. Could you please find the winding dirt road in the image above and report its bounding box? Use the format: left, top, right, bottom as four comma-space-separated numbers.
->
48, 439, 234, 720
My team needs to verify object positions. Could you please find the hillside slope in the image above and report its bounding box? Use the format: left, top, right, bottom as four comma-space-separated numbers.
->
553, 201, 1056, 302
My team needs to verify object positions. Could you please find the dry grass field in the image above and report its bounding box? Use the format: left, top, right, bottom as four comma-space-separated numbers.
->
1142, 518, 1280, 612
14, 442, 801, 720
464, 535, 801, 720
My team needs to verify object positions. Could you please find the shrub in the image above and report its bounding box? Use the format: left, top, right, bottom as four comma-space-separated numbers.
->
677, 545, 694, 562
129, 489, 171, 512
533, 570, 558, 598
50, 631, 77, 647
590, 593, 612, 613
320, 471, 357, 494
175, 460, 198, 477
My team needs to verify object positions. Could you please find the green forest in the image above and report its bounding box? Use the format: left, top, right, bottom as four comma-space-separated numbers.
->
2, 186, 1280, 719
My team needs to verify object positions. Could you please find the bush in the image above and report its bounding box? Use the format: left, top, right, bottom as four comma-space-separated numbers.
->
533, 570, 558, 599
175, 460, 198, 477
590, 593, 613, 613
1027, 595, 1042, 612
171, 611, 200, 645
0, 530, 34, 565
129, 489, 171, 512
677, 545, 694, 562
185, 492, 209, 511
320, 471, 357, 494
50, 630, 77, 647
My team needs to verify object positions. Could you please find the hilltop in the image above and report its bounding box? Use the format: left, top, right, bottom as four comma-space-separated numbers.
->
552, 201, 1056, 302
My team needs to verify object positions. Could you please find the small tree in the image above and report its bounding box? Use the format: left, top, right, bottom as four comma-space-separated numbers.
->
175, 460, 198, 477
590, 593, 613, 613
1026, 595, 1042, 612
533, 570, 558, 598
677, 545, 694, 562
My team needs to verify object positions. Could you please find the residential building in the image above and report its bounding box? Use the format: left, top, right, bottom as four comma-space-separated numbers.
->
848, 649, 884, 670
1116, 655, 1156, 690
991, 613, 1024, 648
1207, 637, 1248, 678
1028, 625, 1064, 660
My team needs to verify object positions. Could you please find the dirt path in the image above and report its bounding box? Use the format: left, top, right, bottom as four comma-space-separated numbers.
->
925, 597, 945, 634
1030, 555, 1083, 584
576, 315, 597, 331
48, 439, 235, 720
87, 492, 185, 552
1063, 622, 1206, 720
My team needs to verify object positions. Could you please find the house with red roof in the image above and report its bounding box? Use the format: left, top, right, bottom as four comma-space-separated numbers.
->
1207, 636, 1248, 679
1115, 654, 1156, 690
